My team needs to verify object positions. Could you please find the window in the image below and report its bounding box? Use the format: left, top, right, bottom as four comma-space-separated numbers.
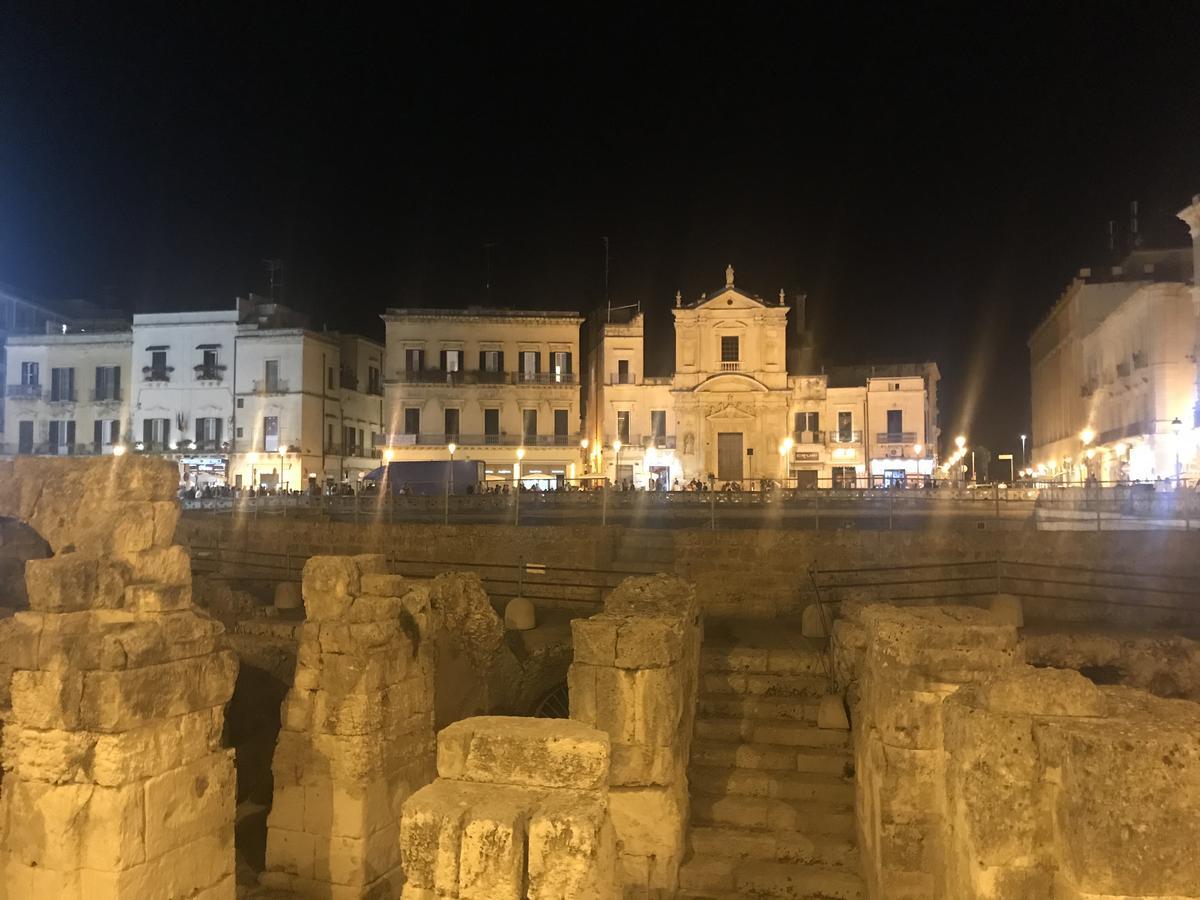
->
357, 428, 364, 453
236, 398, 244, 409
342, 425, 355, 454
263, 416, 279, 452
616, 411, 630, 444
327, 423, 335, 451
886, 409, 903, 436
265, 360, 281, 392
48, 420, 76, 454
794, 411, 820, 436
17, 421, 33, 455
720, 336, 740, 362
404, 408, 420, 435
367, 365, 381, 393
650, 410, 666, 445
20, 362, 38, 386
94, 419, 120, 451
444, 408, 460, 439
551, 351, 572, 382
50, 367, 75, 402
195, 417, 222, 449
838, 411, 853, 442
522, 409, 538, 440
554, 409, 569, 443
197, 349, 220, 380
94, 366, 121, 401
236, 427, 244, 438
520, 350, 539, 381
441, 349, 463, 372
405, 348, 424, 372
832, 466, 857, 489
151, 350, 167, 372
484, 408, 500, 443
327, 367, 336, 390
480, 350, 503, 373
617, 359, 630, 384
142, 418, 170, 450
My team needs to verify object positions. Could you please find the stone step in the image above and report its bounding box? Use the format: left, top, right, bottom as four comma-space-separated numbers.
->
702, 670, 831, 699
679, 855, 864, 898
701, 644, 827, 676
691, 739, 853, 777
695, 717, 851, 749
698, 693, 821, 724
688, 824, 858, 868
690, 764, 857, 809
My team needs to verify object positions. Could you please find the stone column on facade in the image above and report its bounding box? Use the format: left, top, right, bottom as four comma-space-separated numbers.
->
567, 574, 702, 898
261, 555, 437, 898
852, 604, 1020, 900
0, 467, 238, 898
400, 716, 619, 900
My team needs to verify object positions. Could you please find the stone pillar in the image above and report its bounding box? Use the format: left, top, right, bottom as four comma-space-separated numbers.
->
400, 716, 619, 900
567, 575, 702, 897
0, 544, 238, 898
262, 555, 437, 898
853, 605, 1020, 899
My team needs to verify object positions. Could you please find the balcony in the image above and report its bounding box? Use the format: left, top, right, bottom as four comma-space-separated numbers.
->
143, 366, 173, 383
6, 384, 42, 400
609, 372, 637, 385
612, 434, 677, 450
876, 431, 917, 445
829, 430, 863, 444
90, 389, 123, 402
720, 361, 741, 372
791, 430, 826, 445
47, 390, 77, 403
391, 369, 573, 386
388, 433, 582, 448
194, 364, 226, 382
252, 379, 290, 394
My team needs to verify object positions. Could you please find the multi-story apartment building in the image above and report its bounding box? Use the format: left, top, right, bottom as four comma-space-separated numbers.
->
3, 296, 384, 490
583, 268, 939, 488
380, 307, 585, 486
1029, 244, 1197, 483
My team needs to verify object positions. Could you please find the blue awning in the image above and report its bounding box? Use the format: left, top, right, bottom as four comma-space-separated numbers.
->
362, 466, 386, 481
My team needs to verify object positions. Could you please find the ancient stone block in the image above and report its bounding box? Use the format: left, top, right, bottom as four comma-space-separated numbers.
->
143, 750, 235, 859
303, 556, 362, 620
437, 716, 610, 791
527, 793, 618, 900
615, 616, 684, 669
124, 582, 193, 613
25, 555, 119, 613
115, 545, 191, 587
457, 795, 528, 900
360, 572, 409, 596
79, 650, 238, 732
10, 668, 85, 730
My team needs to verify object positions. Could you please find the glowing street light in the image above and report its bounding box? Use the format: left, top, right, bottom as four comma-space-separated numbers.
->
955, 435, 966, 450
383, 447, 395, 462
1171, 417, 1184, 486
445, 442, 457, 525
1020, 433, 1027, 470
913, 443, 923, 456
1080, 427, 1095, 446
112, 444, 127, 457
778, 436, 793, 486
514, 447, 526, 524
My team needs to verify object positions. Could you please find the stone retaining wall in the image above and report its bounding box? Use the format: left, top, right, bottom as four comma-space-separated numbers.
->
262, 554, 436, 897
568, 575, 702, 898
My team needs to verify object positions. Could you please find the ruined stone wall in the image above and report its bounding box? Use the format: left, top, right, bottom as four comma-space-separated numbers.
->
400, 716, 619, 899
179, 516, 1200, 620
0, 457, 238, 899
834, 602, 1200, 899
262, 554, 436, 897
567, 575, 702, 898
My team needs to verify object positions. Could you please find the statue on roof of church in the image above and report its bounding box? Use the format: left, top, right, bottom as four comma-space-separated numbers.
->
725, 264, 735, 286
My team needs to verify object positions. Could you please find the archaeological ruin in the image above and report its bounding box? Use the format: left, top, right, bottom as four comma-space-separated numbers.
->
0, 457, 1198, 898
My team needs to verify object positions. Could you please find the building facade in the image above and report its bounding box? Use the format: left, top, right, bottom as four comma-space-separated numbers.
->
583, 269, 939, 488
380, 307, 585, 486
1029, 245, 1198, 483
3, 296, 384, 489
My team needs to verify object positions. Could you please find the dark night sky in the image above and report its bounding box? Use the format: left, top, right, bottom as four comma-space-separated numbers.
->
2, 5, 1198, 456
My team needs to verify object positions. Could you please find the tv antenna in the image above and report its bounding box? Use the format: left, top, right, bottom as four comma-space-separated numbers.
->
262, 259, 284, 302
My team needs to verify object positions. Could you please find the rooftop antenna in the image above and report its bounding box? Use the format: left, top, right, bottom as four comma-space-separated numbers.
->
602, 236, 611, 321
483, 241, 497, 303
262, 259, 284, 302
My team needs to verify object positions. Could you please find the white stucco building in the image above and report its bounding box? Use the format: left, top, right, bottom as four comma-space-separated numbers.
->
1029, 241, 1198, 484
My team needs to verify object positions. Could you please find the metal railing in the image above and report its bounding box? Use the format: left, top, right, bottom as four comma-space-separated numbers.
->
6, 384, 42, 399
251, 379, 290, 394
829, 430, 863, 443
394, 432, 582, 447
89, 389, 123, 402
875, 431, 917, 444
792, 430, 826, 445
609, 372, 637, 385
142, 367, 172, 382
194, 365, 226, 381
391, 370, 576, 386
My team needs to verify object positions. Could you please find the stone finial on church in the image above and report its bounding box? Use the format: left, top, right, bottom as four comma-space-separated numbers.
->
675, 290, 682, 308
725, 264, 734, 286
779, 289, 785, 305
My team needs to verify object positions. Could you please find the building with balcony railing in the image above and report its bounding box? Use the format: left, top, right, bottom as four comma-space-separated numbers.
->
380, 306, 585, 484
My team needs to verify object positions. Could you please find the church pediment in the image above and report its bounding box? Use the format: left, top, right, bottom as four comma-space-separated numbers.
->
704, 402, 758, 421
692, 373, 769, 393
678, 265, 781, 312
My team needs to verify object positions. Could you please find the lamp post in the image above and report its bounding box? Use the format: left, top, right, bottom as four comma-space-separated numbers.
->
1172, 417, 1184, 487
580, 437, 589, 482
1020, 434, 1027, 471
778, 436, 793, 487
514, 447, 525, 525
445, 442, 456, 525
613, 439, 623, 487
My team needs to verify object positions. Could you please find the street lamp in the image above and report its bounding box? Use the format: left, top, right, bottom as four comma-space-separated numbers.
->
445, 442, 456, 525
580, 437, 589, 478
112, 444, 127, 457
383, 447, 395, 462
1171, 417, 1184, 486
1080, 427, 1095, 446
515, 447, 526, 525
613, 439, 622, 487
1020, 434, 1027, 470
778, 436, 793, 486
955, 434, 966, 450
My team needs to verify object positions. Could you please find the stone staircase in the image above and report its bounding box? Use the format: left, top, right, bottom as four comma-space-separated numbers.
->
678, 620, 863, 899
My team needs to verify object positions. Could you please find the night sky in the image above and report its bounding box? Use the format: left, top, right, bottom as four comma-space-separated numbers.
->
2, 5, 1198, 457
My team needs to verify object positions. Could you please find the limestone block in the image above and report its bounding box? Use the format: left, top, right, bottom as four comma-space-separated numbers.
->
527, 792, 619, 900
347, 594, 407, 623
567, 660, 598, 724
115, 545, 192, 588
608, 781, 686, 883
632, 665, 684, 745
572, 616, 618, 666
591, 666, 638, 744
10, 668, 84, 730
274, 581, 302, 610
975, 665, 1104, 718
303, 556, 362, 620
603, 574, 697, 621
24, 555, 121, 613
609, 742, 680, 786
151, 500, 181, 548
429, 572, 504, 672
124, 582, 192, 613
266, 826, 317, 880
437, 716, 610, 791
801, 602, 828, 638
143, 750, 235, 859
615, 616, 684, 669
1, 724, 94, 783
112, 501, 159, 554
457, 795, 527, 900
400, 781, 475, 893
818, 693, 850, 730
79, 650, 238, 732
360, 573, 409, 596
83, 825, 235, 898
503, 595, 536, 631
989, 593, 1024, 627
353, 553, 389, 576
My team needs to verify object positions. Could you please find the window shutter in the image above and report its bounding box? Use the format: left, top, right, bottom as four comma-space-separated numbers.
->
440, 350, 447, 371
534, 352, 541, 373
66, 421, 75, 446
564, 352, 572, 374
479, 351, 486, 371
94, 420, 102, 447
163, 419, 170, 446
214, 419, 221, 445
113, 366, 120, 397
95, 367, 103, 397
143, 419, 153, 444
497, 351, 504, 373
112, 420, 120, 444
